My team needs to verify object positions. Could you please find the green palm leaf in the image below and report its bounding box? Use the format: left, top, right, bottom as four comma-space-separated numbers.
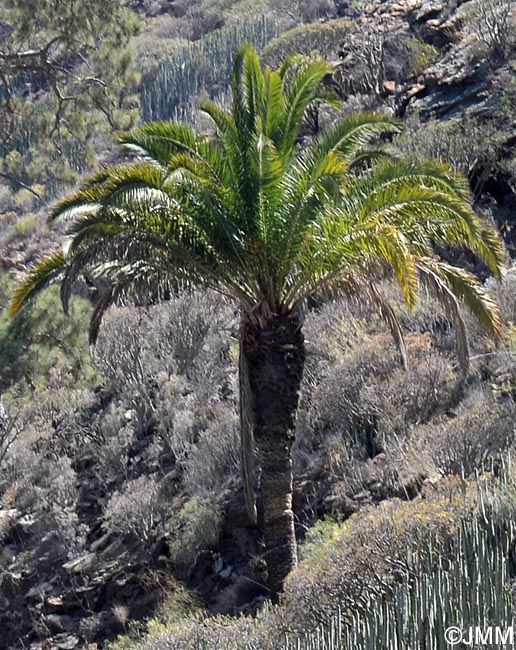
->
10, 253, 67, 316
116, 121, 199, 165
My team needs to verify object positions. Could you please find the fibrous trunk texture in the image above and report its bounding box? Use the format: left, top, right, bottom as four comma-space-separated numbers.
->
241, 310, 305, 593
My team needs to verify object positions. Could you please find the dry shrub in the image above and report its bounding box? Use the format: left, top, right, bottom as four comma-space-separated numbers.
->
3, 454, 88, 570
95, 291, 235, 420
151, 382, 241, 496
296, 331, 456, 474
395, 116, 504, 198
294, 292, 463, 503
90, 404, 134, 484
335, 23, 413, 98
31, 506, 87, 569
264, 0, 336, 24
93, 291, 239, 494
182, 403, 240, 496
0, 397, 23, 470
152, 375, 204, 461
104, 475, 161, 543
486, 264, 516, 326
13, 455, 78, 513
427, 390, 515, 476
94, 294, 213, 382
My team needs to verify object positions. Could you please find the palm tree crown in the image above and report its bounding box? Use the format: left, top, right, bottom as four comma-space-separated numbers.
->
11, 45, 506, 591
12, 46, 505, 345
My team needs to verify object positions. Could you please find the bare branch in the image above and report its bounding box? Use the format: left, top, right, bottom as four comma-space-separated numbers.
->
0, 396, 24, 468
0, 173, 42, 199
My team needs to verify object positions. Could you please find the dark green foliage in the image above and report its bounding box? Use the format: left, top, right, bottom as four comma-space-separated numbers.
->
0, 272, 95, 393
0, 0, 139, 204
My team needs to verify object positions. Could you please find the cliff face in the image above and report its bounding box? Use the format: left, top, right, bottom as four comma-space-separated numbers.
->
334, 0, 516, 253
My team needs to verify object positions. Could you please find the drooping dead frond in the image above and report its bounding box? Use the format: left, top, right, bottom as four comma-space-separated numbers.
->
417, 260, 472, 374
239, 335, 257, 524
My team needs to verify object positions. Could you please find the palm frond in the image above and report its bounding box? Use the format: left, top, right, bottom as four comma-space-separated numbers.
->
348, 160, 507, 276
231, 44, 264, 144
11, 44, 506, 372
10, 253, 66, 316
313, 113, 401, 166
418, 258, 502, 339
280, 59, 337, 159
49, 163, 166, 223
417, 260, 471, 373
116, 121, 199, 165
367, 282, 408, 368
263, 67, 286, 145
89, 283, 119, 346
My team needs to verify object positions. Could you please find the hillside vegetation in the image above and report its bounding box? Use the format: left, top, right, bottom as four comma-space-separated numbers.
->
0, 0, 515, 648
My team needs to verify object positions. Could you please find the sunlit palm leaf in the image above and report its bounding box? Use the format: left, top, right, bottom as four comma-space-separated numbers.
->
10, 253, 66, 316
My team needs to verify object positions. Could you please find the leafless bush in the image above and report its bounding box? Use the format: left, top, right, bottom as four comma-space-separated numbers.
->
265, 0, 336, 24
14, 456, 79, 513
335, 23, 412, 98
182, 403, 240, 496
32, 506, 87, 568
147, 292, 228, 378
5, 454, 87, 569
0, 442, 40, 500
0, 395, 23, 468
346, 27, 387, 96
430, 390, 515, 475
468, 0, 515, 61
295, 301, 459, 497
90, 291, 239, 504
93, 404, 134, 483
0, 507, 17, 543
152, 375, 202, 462
104, 475, 161, 543
95, 308, 155, 433
94, 292, 235, 433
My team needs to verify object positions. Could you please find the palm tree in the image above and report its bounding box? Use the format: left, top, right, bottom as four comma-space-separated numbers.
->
11, 45, 506, 592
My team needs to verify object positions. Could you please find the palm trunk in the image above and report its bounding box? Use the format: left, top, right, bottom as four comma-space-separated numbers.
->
241, 309, 305, 593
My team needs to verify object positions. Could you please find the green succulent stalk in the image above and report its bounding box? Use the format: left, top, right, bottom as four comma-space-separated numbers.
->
291, 514, 516, 650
